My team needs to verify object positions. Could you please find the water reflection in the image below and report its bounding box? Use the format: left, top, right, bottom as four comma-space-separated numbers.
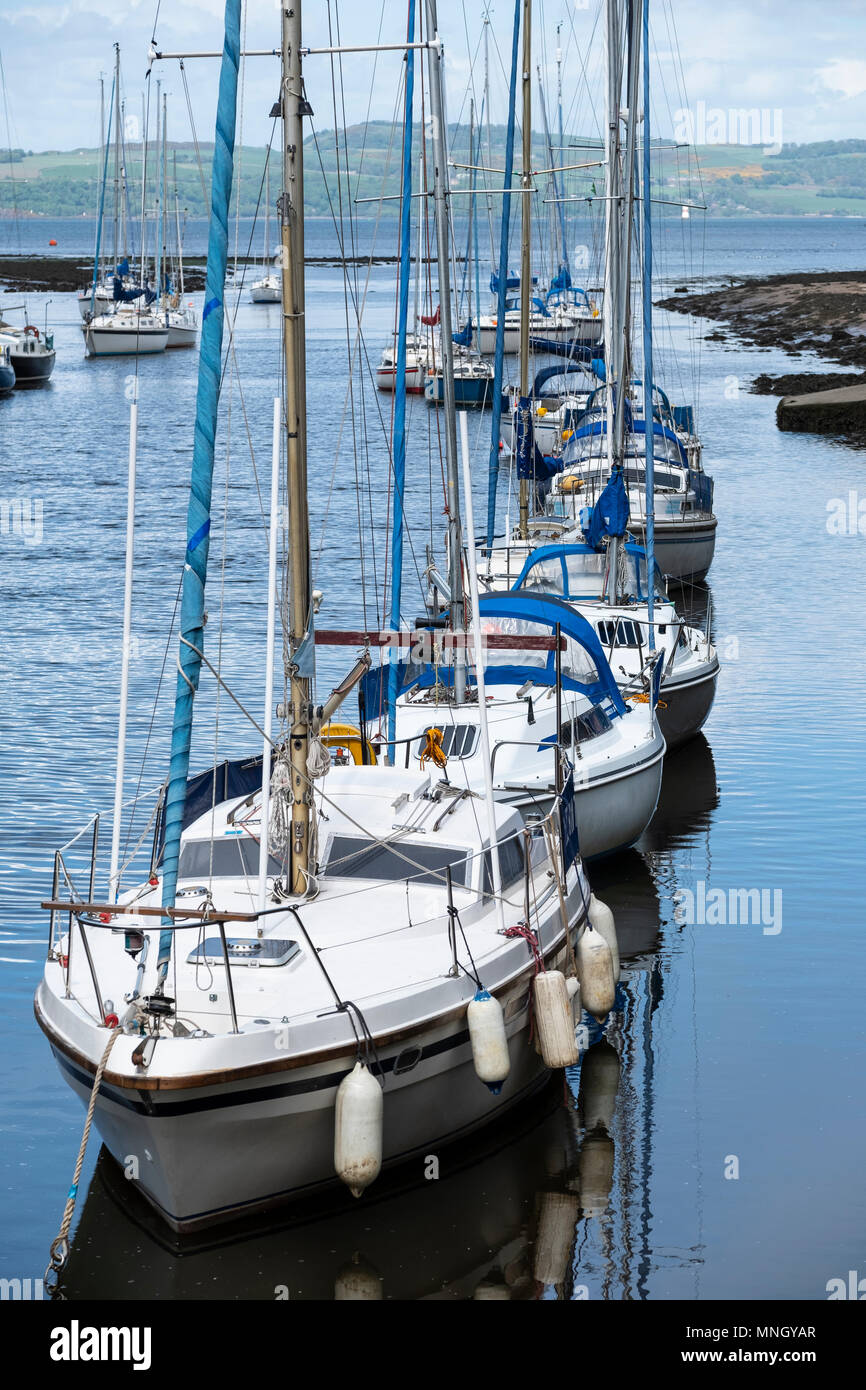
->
57, 733, 720, 1301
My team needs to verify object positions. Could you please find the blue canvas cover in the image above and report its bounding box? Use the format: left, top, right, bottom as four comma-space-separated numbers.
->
586, 469, 629, 549
359, 591, 628, 720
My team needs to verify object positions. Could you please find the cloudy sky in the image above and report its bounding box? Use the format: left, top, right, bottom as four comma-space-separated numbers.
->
1, 0, 864, 153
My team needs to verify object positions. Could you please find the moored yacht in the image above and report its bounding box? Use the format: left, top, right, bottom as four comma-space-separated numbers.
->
36, 762, 594, 1231
547, 390, 717, 581
374, 591, 665, 859
84, 305, 169, 357
0, 317, 56, 383
506, 542, 719, 750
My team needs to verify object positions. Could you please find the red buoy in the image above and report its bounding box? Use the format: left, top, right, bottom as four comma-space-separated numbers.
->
49, 238, 57, 246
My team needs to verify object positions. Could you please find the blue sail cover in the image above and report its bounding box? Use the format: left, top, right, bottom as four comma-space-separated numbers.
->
560, 765, 580, 867
532, 358, 601, 397
452, 320, 473, 347
360, 592, 628, 718
688, 468, 714, 512
515, 396, 561, 484
113, 277, 151, 303
159, 0, 241, 956
531, 296, 550, 316
511, 541, 664, 602
489, 271, 521, 293
528, 336, 603, 362
549, 265, 572, 294
586, 469, 629, 550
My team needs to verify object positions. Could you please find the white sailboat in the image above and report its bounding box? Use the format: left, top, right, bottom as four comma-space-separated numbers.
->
250, 160, 281, 302
502, 542, 719, 751
37, 0, 617, 1241
158, 98, 199, 348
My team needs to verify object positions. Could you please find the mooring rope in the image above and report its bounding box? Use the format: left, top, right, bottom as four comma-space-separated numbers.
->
44, 1025, 123, 1291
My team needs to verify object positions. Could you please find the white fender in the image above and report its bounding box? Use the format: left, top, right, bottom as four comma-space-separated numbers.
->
589, 894, 620, 982
467, 990, 511, 1091
577, 924, 616, 1022
334, 1061, 383, 1198
534, 970, 580, 1068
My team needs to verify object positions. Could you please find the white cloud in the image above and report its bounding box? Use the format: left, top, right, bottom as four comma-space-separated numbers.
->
815, 58, 866, 101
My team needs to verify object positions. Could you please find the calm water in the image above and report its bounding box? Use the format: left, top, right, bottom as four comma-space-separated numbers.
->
1, 218, 864, 1300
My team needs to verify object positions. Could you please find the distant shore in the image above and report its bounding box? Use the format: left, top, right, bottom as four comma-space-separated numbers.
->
0, 251, 424, 292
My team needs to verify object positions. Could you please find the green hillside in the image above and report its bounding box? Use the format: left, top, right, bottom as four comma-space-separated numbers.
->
3, 131, 866, 219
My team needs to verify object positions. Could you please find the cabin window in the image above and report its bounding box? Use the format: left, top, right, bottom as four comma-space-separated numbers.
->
323, 835, 471, 887
482, 833, 526, 897
598, 618, 643, 648
560, 704, 612, 746
523, 556, 564, 595
414, 724, 479, 760
178, 837, 284, 879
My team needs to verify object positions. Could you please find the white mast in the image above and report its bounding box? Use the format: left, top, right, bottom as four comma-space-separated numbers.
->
258, 397, 281, 908
108, 392, 139, 898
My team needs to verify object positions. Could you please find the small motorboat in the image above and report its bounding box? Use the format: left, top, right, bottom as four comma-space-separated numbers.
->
0, 319, 56, 383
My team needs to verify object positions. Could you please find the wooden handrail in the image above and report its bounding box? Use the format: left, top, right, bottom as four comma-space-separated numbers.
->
41, 900, 258, 924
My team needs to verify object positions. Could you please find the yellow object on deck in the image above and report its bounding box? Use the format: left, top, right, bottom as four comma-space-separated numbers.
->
320, 722, 378, 766
419, 726, 448, 770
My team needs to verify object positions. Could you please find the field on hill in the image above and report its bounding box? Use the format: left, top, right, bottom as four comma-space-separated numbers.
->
3, 131, 866, 220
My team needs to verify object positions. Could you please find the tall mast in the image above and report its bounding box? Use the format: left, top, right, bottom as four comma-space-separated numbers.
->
467, 99, 474, 334
556, 20, 564, 170
517, 0, 532, 539
160, 90, 167, 316
263, 157, 270, 269
112, 44, 120, 269
483, 9, 495, 264
536, 63, 563, 277
120, 100, 127, 260
612, 0, 641, 465
97, 75, 105, 284
173, 151, 185, 296
425, 0, 466, 702
139, 91, 147, 286
280, 0, 314, 891
641, 0, 655, 653
603, 0, 621, 479
154, 79, 161, 293
484, 0, 521, 549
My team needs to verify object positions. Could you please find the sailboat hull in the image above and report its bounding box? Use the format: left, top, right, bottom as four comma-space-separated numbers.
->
7, 349, 55, 382
658, 662, 719, 751
35, 918, 581, 1234
250, 285, 281, 303
375, 364, 427, 393
425, 374, 493, 408
85, 323, 169, 356
166, 324, 199, 348
628, 516, 717, 581
497, 739, 664, 860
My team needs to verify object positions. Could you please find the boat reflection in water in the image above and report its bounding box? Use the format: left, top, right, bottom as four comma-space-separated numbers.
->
60, 738, 719, 1301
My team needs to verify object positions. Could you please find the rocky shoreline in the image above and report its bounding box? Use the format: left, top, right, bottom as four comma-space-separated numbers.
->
658, 270, 866, 447
658, 270, 866, 366
0, 252, 436, 294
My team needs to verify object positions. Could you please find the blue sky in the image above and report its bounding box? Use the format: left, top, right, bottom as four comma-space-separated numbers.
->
1, 0, 865, 153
